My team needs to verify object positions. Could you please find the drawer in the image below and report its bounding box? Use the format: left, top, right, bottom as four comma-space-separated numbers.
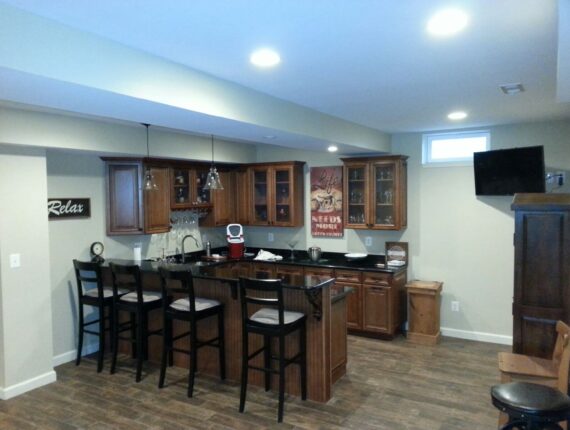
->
335, 269, 362, 284
304, 267, 334, 277
362, 271, 391, 285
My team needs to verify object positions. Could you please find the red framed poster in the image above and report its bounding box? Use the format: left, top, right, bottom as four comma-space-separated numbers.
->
310, 166, 343, 237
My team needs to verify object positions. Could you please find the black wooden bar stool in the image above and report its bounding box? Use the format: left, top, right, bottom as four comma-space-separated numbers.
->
157, 267, 226, 397
491, 382, 570, 429
73, 259, 128, 372
238, 277, 307, 423
109, 262, 163, 382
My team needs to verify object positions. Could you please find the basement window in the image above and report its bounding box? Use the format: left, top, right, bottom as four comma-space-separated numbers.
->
422, 130, 490, 166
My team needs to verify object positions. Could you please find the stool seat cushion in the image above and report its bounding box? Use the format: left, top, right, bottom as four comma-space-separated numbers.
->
85, 287, 128, 298
170, 297, 220, 312
251, 308, 304, 325
120, 291, 162, 303
491, 382, 570, 415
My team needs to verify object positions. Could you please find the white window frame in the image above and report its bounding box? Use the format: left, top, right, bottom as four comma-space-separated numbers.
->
422, 130, 490, 167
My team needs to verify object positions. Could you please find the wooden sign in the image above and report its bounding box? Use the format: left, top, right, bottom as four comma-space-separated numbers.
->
385, 241, 408, 266
310, 166, 343, 237
48, 198, 91, 220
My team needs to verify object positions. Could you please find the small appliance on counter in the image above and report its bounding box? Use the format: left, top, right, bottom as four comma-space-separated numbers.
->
227, 223, 245, 259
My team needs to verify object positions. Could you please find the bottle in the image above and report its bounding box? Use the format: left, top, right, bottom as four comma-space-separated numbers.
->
206, 241, 211, 257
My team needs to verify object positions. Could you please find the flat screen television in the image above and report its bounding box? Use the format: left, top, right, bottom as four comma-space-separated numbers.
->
473, 146, 545, 196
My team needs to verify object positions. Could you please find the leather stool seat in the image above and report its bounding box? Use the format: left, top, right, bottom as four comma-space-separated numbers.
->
491, 382, 570, 430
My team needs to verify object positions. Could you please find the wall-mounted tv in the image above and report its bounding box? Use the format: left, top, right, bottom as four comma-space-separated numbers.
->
473, 146, 545, 196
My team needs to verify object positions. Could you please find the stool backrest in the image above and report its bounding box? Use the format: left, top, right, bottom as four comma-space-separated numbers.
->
238, 277, 284, 326
553, 320, 570, 392
73, 259, 104, 301
158, 267, 196, 313
109, 262, 143, 303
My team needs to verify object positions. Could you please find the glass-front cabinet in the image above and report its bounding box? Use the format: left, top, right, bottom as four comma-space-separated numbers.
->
342, 155, 408, 230
249, 161, 304, 227
170, 167, 212, 210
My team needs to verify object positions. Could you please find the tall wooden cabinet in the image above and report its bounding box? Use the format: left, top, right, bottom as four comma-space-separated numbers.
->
341, 155, 408, 230
512, 193, 570, 358
105, 159, 170, 235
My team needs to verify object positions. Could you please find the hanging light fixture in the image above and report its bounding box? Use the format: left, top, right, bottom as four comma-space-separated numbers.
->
142, 123, 158, 191
204, 134, 223, 190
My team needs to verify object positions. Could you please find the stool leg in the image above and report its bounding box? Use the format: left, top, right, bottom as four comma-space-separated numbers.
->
135, 311, 144, 382
97, 305, 105, 373
278, 335, 286, 423
109, 304, 115, 353
110, 306, 119, 374
188, 320, 198, 398
264, 335, 271, 391
130, 312, 137, 358
76, 302, 84, 366
239, 329, 249, 413
300, 322, 307, 401
218, 308, 226, 380
168, 319, 174, 367
158, 315, 169, 389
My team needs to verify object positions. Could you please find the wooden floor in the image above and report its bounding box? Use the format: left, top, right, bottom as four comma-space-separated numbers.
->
0, 335, 508, 429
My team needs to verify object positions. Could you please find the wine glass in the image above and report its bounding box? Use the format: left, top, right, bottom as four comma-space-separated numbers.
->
287, 239, 299, 260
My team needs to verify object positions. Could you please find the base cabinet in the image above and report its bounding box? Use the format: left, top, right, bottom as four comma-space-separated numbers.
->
363, 284, 390, 333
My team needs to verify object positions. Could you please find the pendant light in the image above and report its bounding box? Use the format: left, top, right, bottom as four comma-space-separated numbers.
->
204, 134, 223, 190
142, 123, 158, 191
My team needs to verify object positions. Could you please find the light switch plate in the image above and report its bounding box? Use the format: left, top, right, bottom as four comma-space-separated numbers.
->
268, 233, 274, 242
365, 236, 372, 247
9, 253, 21, 268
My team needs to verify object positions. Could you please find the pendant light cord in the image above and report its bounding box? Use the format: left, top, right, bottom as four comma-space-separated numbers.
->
142, 123, 150, 158
211, 134, 215, 167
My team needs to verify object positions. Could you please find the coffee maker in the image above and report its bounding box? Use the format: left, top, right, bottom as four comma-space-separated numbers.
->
226, 224, 245, 259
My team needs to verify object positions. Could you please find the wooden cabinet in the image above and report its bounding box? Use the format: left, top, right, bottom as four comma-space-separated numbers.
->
201, 170, 236, 227
105, 160, 170, 235
512, 193, 570, 358
249, 162, 305, 227
342, 155, 408, 230
170, 167, 212, 210
235, 168, 251, 225
363, 284, 390, 333
335, 269, 363, 330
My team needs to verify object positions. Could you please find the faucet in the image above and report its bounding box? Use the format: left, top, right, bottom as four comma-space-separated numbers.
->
181, 234, 200, 263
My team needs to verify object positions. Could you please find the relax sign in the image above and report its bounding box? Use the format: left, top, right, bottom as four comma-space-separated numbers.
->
48, 198, 91, 219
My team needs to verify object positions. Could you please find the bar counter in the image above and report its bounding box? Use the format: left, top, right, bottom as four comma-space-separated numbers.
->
101, 258, 349, 403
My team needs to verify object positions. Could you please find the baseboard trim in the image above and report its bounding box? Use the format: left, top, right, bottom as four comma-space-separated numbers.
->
53, 342, 99, 367
441, 327, 513, 345
0, 370, 57, 400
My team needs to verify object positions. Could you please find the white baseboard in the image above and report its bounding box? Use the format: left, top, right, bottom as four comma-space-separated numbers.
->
53, 342, 99, 367
441, 326, 513, 345
0, 370, 57, 400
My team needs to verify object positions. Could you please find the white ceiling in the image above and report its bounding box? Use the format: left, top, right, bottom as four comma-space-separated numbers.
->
0, 0, 569, 151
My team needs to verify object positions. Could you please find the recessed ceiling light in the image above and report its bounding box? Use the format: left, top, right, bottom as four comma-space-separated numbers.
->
427, 9, 469, 36
448, 111, 468, 120
327, 145, 338, 152
250, 49, 281, 67
263, 135, 277, 139
500, 83, 525, 95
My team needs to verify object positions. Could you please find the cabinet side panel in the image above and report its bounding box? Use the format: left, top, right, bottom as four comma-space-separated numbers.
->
108, 164, 141, 233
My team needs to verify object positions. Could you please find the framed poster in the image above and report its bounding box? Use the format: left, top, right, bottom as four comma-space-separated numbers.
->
48, 198, 91, 219
385, 241, 408, 266
310, 166, 343, 237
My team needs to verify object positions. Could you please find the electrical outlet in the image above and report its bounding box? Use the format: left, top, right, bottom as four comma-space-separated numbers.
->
268, 232, 274, 242
556, 172, 566, 186
365, 236, 372, 247
451, 301, 460, 312
9, 253, 20, 268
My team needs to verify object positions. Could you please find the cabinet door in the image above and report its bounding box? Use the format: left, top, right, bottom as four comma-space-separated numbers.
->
371, 161, 397, 229
273, 166, 294, 226
107, 162, 143, 235
337, 281, 362, 330
144, 166, 171, 234
194, 169, 211, 205
362, 284, 390, 333
235, 169, 251, 225
171, 168, 191, 208
201, 170, 235, 227
250, 167, 271, 225
252, 262, 276, 278
344, 163, 369, 229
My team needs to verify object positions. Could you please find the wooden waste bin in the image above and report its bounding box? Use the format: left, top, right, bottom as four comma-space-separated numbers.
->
406, 280, 443, 345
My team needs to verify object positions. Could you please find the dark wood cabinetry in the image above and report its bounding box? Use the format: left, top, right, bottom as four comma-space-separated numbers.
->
512, 193, 570, 358
105, 160, 170, 235
200, 170, 236, 227
249, 161, 305, 227
342, 155, 408, 230
170, 167, 212, 210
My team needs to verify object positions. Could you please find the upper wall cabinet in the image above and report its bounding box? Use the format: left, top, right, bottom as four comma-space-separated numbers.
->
170, 167, 212, 210
341, 155, 408, 230
249, 161, 305, 227
105, 159, 171, 235
200, 170, 236, 227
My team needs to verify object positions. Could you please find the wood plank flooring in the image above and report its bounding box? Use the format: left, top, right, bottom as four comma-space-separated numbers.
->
0, 335, 508, 429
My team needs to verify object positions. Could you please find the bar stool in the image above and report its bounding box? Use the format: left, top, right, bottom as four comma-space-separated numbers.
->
109, 262, 163, 382
157, 267, 226, 397
238, 277, 307, 423
73, 259, 125, 372
491, 381, 570, 429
